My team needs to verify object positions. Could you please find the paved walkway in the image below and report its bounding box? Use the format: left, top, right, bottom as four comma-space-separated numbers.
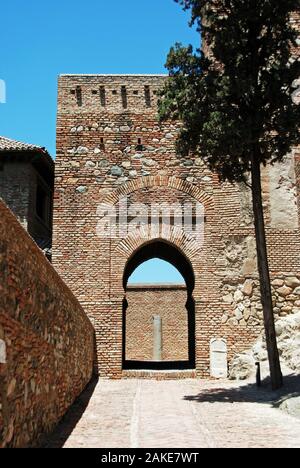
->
45, 377, 300, 448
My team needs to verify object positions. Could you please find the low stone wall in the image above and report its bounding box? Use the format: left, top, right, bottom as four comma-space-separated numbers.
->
0, 200, 95, 448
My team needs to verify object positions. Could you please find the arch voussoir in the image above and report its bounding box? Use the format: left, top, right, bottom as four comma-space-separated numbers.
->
101, 175, 214, 211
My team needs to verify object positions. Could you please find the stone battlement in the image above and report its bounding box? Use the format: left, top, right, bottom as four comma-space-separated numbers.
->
58, 74, 167, 114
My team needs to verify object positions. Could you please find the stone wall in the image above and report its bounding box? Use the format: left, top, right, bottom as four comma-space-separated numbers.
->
0, 200, 94, 448
221, 276, 300, 328
126, 284, 188, 362
53, 74, 300, 379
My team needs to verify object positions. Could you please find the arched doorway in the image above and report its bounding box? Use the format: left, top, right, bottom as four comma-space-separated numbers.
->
122, 239, 196, 370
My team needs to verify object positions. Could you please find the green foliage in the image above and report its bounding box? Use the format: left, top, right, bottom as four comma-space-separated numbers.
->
159, 0, 300, 182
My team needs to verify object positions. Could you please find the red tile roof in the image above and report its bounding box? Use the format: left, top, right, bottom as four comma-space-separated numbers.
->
0, 136, 47, 154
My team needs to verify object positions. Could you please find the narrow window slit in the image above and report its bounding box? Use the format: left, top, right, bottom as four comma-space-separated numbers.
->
136, 138, 144, 151
75, 86, 82, 107
100, 86, 106, 107
145, 86, 151, 107
121, 86, 128, 109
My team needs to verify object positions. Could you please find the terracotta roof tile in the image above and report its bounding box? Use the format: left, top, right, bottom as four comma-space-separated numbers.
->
0, 136, 47, 153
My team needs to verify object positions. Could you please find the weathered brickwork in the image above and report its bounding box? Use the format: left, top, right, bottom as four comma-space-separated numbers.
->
126, 285, 188, 361
0, 162, 32, 231
53, 72, 300, 379
0, 201, 94, 448
0, 143, 54, 252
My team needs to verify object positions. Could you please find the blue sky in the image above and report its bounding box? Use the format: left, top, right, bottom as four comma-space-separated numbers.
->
0, 0, 198, 283
128, 259, 185, 284
0, 0, 198, 157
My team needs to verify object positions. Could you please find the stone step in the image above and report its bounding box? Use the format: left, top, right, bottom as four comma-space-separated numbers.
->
122, 369, 197, 380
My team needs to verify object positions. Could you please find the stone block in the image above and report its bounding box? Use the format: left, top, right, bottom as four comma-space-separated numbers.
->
0, 339, 6, 364
210, 338, 228, 378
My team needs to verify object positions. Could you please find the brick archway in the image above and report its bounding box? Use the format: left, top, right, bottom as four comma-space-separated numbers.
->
122, 239, 196, 371
101, 174, 214, 279
123, 238, 195, 292
104, 177, 210, 377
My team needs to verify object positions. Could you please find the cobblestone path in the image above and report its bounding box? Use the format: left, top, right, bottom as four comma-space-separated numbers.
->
45, 378, 300, 448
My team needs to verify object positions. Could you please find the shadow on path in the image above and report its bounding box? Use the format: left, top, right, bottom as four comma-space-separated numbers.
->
41, 373, 300, 448
41, 378, 99, 448
184, 373, 300, 407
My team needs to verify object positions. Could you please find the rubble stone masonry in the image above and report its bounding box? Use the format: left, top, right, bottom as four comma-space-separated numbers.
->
53, 72, 300, 379
0, 201, 94, 448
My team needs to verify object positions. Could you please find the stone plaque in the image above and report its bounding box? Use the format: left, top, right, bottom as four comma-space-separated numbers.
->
210, 338, 227, 378
0, 339, 6, 364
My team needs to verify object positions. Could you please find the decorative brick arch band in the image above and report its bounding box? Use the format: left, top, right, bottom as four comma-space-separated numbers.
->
110, 233, 205, 306
100, 175, 214, 212
114, 231, 202, 280
114, 226, 205, 262
104, 175, 211, 277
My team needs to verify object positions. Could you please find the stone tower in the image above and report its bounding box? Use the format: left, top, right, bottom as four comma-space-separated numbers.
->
53, 74, 300, 378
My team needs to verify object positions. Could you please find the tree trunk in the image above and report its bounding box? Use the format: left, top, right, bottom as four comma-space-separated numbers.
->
250, 156, 283, 390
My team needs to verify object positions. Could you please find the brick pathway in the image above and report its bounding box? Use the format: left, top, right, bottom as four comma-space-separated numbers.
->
45, 377, 300, 448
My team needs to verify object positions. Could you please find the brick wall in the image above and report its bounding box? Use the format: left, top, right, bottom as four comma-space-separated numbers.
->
126, 285, 188, 361
0, 200, 94, 448
0, 162, 32, 231
53, 74, 300, 379
0, 157, 53, 245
